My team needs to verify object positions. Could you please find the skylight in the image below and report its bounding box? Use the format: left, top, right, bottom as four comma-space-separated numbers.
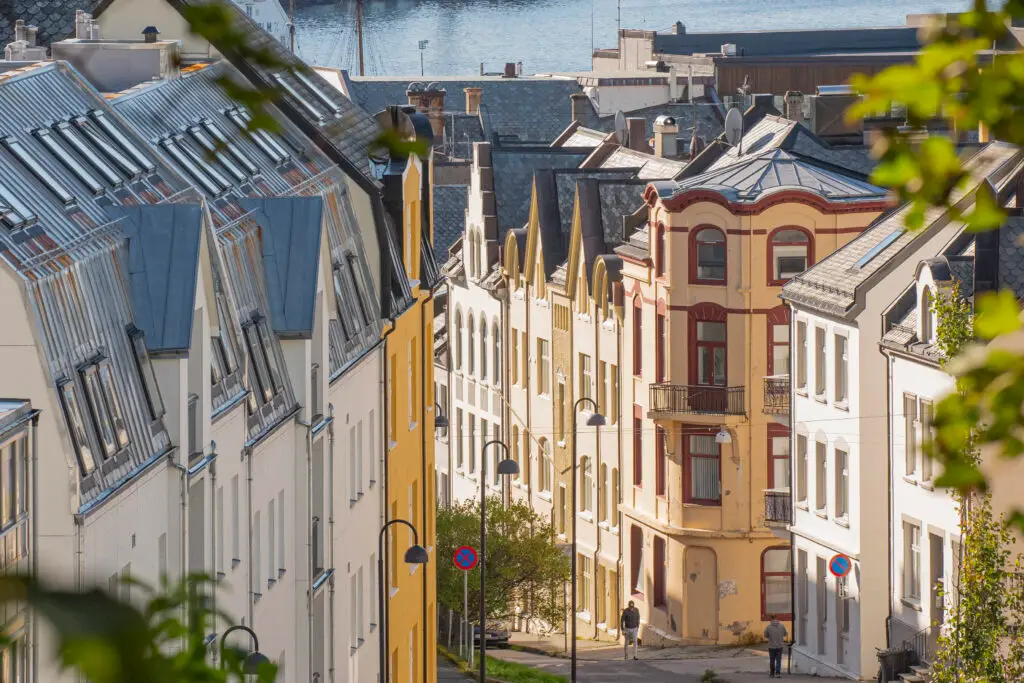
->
200, 118, 259, 176
54, 121, 122, 188
855, 229, 904, 269
187, 125, 248, 183
272, 73, 326, 123
2, 136, 76, 206
226, 109, 289, 164
0, 183, 37, 229
160, 137, 225, 197
292, 70, 343, 116
174, 135, 233, 192
34, 129, 104, 196
72, 117, 143, 179
89, 110, 157, 174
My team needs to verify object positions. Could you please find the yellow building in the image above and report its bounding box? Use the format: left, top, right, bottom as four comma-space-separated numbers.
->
380, 108, 441, 683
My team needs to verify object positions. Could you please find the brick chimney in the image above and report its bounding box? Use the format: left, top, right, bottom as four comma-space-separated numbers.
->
464, 87, 482, 115
626, 117, 648, 152
653, 115, 679, 158
570, 92, 589, 124
784, 91, 803, 121
503, 62, 516, 78
406, 84, 446, 138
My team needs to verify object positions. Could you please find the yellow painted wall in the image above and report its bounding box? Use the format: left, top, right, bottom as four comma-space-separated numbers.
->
385, 156, 436, 683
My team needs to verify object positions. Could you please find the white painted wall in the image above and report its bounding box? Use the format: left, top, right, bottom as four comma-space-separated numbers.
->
232, 0, 290, 47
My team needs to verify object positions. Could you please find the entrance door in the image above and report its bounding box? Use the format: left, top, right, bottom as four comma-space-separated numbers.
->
685, 547, 718, 641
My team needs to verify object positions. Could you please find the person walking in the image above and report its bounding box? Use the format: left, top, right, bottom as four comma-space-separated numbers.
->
764, 615, 788, 678
620, 600, 640, 660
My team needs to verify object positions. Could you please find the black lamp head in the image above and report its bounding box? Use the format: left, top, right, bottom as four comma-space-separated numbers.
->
242, 651, 271, 675
404, 544, 430, 564
497, 458, 519, 476
434, 413, 449, 430
585, 412, 607, 427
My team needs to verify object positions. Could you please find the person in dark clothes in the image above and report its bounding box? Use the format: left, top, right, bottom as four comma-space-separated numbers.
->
620, 601, 640, 660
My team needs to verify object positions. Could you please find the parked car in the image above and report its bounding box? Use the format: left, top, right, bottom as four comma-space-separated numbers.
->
473, 621, 510, 648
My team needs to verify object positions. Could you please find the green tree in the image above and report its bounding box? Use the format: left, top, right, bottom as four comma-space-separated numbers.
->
437, 498, 570, 630
0, 574, 276, 682
849, 1, 1024, 528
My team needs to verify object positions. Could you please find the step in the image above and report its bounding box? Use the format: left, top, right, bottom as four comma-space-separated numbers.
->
910, 664, 931, 677
898, 675, 925, 683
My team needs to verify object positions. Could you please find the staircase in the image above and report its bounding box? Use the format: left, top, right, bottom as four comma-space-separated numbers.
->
893, 663, 931, 683
880, 622, 936, 683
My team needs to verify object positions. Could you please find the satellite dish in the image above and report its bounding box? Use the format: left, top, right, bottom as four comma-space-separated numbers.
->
725, 107, 743, 147
614, 110, 627, 145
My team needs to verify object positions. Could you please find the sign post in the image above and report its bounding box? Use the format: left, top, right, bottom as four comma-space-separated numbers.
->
454, 545, 479, 666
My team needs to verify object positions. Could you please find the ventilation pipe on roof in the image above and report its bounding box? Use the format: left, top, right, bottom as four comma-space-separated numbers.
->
143, 26, 160, 43
464, 87, 483, 115
668, 64, 679, 102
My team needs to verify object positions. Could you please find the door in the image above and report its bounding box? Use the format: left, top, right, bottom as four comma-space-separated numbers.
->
685, 546, 718, 641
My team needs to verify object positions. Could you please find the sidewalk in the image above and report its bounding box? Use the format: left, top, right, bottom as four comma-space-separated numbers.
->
438, 657, 471, 681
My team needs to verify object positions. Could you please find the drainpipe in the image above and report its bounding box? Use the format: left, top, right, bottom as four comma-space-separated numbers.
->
245, 445, 254, 627
885, 349, 895, 643
328, 403, 336, 683
787, 303, 797, 653
744, 214, 753, 534
30, 413, 39, 682
380, 319, 395, 680
209, 443, 218, 635
420, 287, 435, 683
300, 417, 314, 683
616, 293, 624, 640
169, 447, 189, 641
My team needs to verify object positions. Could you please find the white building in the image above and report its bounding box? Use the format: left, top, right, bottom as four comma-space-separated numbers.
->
234, 0, 291, 48
781, 142, 1024, 679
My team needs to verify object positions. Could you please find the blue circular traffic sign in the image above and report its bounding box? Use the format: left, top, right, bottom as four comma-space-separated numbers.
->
829, 554, 852, 577
454, 545, 478, 571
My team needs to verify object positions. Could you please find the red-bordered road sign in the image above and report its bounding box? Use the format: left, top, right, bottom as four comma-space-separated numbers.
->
829, 554, 852, 577
453, 545, 478, 571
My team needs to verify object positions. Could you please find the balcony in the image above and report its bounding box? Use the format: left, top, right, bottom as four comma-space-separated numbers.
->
649, 384, 745, 417
763, 488, 792, 527
763, 375, 790, 415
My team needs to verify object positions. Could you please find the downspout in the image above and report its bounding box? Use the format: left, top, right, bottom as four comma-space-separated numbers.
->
328, 403, 336, 683
380, 320, 395, 682
593, 292, 602, 639
446, 280, 455, 506
210, 448, 218, 634
885, 349, 895, 644
744, 215, 753, 533
29, 414, 39, 682
420, 288, 434, 683
245, 445, 254, 626
300, 418, 313, 683
168, 448, 189, 639
616, 287, 624, 638
788, 303, 797, 651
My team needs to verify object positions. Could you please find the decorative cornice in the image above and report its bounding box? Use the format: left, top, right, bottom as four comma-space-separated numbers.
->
645, 184, 893, 216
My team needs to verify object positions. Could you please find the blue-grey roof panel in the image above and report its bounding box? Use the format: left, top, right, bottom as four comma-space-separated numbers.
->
652, 26, 922, 57
113, 203, 203, 353
240, 197, 323, 338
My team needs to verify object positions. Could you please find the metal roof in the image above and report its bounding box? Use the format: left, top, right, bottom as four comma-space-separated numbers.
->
652, 26, 922, 58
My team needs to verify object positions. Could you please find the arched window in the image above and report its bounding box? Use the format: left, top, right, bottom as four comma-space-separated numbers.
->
921, 287, 935, 343
454, 309, 463, 371
768, 227, 812, 285
632, 295, 643, 376
611, 467, 620, 521
467, 314, 476, 375
580, 456, 593, 513
480, 319, 488, 381
492, 321, 501, 386
761, 547, 793, 620
511, 425, 520, 482
653, 223, 667, 277
691, 227, 726, 284
540, 439, 553, 493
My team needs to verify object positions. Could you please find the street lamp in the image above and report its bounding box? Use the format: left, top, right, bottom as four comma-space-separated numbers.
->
377, 518, 429, 683
571, 397, 606, 683
434, 402, 449, 431
219, 624, 270, 675
479, 439, 519, 683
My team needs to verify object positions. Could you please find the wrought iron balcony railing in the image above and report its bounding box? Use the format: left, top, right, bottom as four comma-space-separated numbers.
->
763, 488, 792, 526
763, 375, 790, 415
649, 384, 745, 416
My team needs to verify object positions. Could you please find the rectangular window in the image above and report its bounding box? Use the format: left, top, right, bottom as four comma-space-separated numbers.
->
598, 360, 607, 416
80, 361, 126, 457
815, 441, 827, 513
388, 354, 398, 444
796, 321, 808, 390
368, 410, 376, 484
686, 433, 721, 504
579, 554, 593, 613
349, 426, 358, 502
556, 382, 566, 442
904, 522, 921, 600
655, 426, 666, 497
277, 490, 285, 573
611, 468, 620, 522
630, 525, 644, 598
796, 434, 808, 503
456, 408, 464, 469
510, 330, 519, 385
920, 400, 934, 481
558, 484, 567, 536
633, 302, 643, 376
350, 573, 359, 648
521, 331, 528, 388
357, 566, 365, 640
268, 502, 276, 587
814, 327, 826, 396
580, 353, 592, 401
904, 393, 918, 476
695, 320, 727, 386
834, 335, 848, 404
633, 407, 643, 487
128, 327, 165, 419
762, 548, 793, 620
537, 339, 550, 395
655, 312, 667, 383
653, 536, 667, 607
468, 415, 476, 475
369, 552, 377, 625
58, 381, 95, 475
768, 428, 791, 490
610, 365, 619, 424
835, 449, 848, 519
770, 321, 790, 376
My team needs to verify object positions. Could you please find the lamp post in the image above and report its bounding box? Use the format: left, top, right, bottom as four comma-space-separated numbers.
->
377, 518, 430, 683
571, 397, 606, 683
479, 439, 519, 683
418, 39, 429, 76
219, 624, 270, 675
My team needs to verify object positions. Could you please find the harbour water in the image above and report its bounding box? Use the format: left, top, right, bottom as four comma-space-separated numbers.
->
294, 0, 967, 77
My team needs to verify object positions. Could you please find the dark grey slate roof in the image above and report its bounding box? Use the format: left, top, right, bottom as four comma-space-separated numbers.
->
240, 197, 323, 339
346, 77, 582, 143
998, 215, 1024, 299
0, 1, 95, 51
493, 147, 590, 233
582, 100, 723, 153
652, 26, 922, 57
432, 184, 467, 263
116, 204, 203, 354
576, 178, 646, 286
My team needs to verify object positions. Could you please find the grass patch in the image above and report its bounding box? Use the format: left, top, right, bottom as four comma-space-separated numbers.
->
483, 655, 567, 683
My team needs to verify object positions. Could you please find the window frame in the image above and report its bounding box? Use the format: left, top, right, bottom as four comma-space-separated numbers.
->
467, 313, 476, 375
653, 222, 666, 277
127, 325, 165, 420
683, 427, 722, 505
653, 535, 667, 608
767, 226, 813, 286
796, 433, 808, 503
632, 295, 643, 377
454, 309, 463, 372
689, 304, 728, 388
510, 328, 519, 386
655, 308, 667, 384
834, 333, 849, 405
537, 338, 551, 396
904, 393, 918, 477
767, 424, 791, 490
761, 546, 794, 621
60, 381, 95, 477
814, 326, 827, 398
767, 306, 791, 377
630, 525, 645, 599
655, 425, 667, 497
835, 447, 849, 519
580, 455, 593, 514
479, 319, 488, 382
632, 405, 643, 488
920, 399, 934, 481
796, 320, 808, 391
690, 226, 727, 285
904, 522, 922, 601
579, 353, 593, 401
815, 440, 827, 514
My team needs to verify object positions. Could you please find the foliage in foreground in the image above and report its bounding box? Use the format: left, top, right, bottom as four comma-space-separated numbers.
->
437, 497, 570, 630
0, 574, 276, 682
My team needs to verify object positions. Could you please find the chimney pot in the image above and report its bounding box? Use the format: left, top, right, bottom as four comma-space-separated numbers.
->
503, 62, 516, 78
406, 86, 446, 139
653, 115, 679, 158
626, 117, 648, 152
784, 90, 804, 121
14, 20, 26, 43
570, 92, 589, 124
464, 87, 483, 115
143, 26, 160, 43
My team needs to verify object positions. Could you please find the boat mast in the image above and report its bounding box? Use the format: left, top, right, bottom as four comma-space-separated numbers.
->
356, 0, 365, 76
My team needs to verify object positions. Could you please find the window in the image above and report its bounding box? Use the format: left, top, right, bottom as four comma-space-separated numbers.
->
558, 484, 567, 536
467, 314, 475, 375
815, 441, 827, 513
769, 228, 811, 284
388, 354, 397, 444
835, 448, 849, 519
796, 321, 807, 390
81, 360, 128, 457
0, 436, 26, 528
556, 381, 566, 442
407, 340, 415, 427
579, 353, 592, 401
510, 328, 519, 385
480, 320, 488, 382
54, 121, 122, 187
540, 439, 553, 493
691, 227, 726, 283
3, 135, 76, 205
597, 360, 607, 416
349, 426, 359, 502
537, 339, 550, 395
768, 426, 791, 489
243, 317, 281, 405
768, 309, 790, 376
814, 327, 826, 397
655, 425, 666, 497
59, 381, 95, 475
579, 554, 593, 613
520, 331, 528, 388
834, 335, 849, 404
904, 394, 918, 476
580, 456, 593, 513
468, 414, 476, 475
762, 548, 793, 620
686, 432, 721, 504
655, 311, 667, 383
610, 364, 619, 424
456, 408, 464, 469
632, 406, 643, 487
653, 536, 667, 607
796, 434, 808, 503
268, 502, 276, 587
904, 522, 922, 600
921, 400, 934, 481
632, 296, 643, 376
128, 327, 165, 419
493, 322, 501, 385
630, 525, 644, 597
694, 320, 726, 386
611, 468, 620, 522
35, 127, 103, 195
654, 223, 666, 276
454, 309, 463, 371
599, 463, 608, 523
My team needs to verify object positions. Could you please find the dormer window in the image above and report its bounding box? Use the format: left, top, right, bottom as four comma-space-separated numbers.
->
59, 381, 95, 476
80, 358, 129, 458
921, 286, 935, 344
243, 315, 282, 405
127, 326, 165, 420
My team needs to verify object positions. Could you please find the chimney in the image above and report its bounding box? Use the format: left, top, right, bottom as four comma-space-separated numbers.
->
570, 92, 589, 124
503, 62, 516, 78
674, 21, 686, 34
464, 87, 482, 115
14, 20, 26, 43
784, 90, 803, 121
142, 26, 160, 43
973, 221, 999, 295
75, 10, 89, 39
406, 85, 446, 138
626, 117, 647, 152
5, 19, 47, 61
653, 115, 679, 158
752, 93, 774, 111
668, 64, 679, 102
